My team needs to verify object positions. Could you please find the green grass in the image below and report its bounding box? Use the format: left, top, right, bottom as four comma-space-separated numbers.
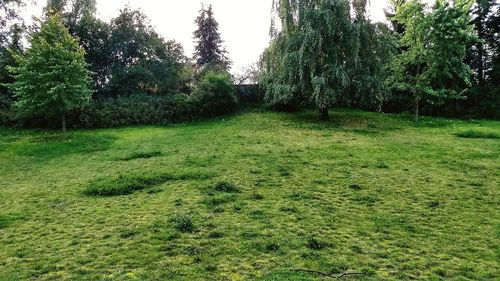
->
0, 108, 499, 280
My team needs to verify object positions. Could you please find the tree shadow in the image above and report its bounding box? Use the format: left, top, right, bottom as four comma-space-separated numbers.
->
13, 133, 117, 160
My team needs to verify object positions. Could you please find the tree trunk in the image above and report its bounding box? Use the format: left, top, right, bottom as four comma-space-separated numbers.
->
476, 18, 485, 87
62, 114, 67, 134
414, 97, 419, 122
319, 107, 330, 121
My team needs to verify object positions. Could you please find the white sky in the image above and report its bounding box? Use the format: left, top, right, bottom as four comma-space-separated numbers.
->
21, 0, 433, 74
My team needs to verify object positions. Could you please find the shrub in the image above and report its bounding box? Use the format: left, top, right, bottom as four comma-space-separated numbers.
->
192, 71, 238, 117
172, 214, 195, 233
0, 95, 14, 125
213, 181, 240, 193
307, 237, 329, 250
78, 93, 197, 128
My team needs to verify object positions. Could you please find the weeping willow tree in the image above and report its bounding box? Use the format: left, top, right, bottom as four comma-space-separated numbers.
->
260, 0, 394, 120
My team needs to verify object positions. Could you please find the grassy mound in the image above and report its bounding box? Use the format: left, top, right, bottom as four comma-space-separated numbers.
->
120, 150, 163, 161
84, 172, 212, 196
455, 130, 499, 139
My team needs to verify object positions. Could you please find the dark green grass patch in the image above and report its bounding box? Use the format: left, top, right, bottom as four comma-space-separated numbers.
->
202, 194, 238, 206
0, 213, 27, 229
455, 130, 499, 139
171, 214, 195, 233
83, 172, 212, 196
120, 150, 162, 161
16, 134, 117, 159
307, 237, 330, 250
213, 181, 240, 193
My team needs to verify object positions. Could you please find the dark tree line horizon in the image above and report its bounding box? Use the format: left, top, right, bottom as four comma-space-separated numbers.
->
0, 0, 499, 130
0, 0, 236, 130
260, 0, 499, 121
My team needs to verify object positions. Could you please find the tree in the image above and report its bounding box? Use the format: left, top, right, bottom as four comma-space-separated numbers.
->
1, 0, 24, 123
347, 0, 396, 111
193, 4, 230, 71
45, 0, 68, 15
262, 0, 393, 120
468, 0, 498, 86
234, 63, 260, 85
106, 7, 186, 96
263, 0, 355, 120
7, 15, 91, 132
66, 0, 97, 27
388, 0, 476, 121
70, 14, 112, 94
1, 0, 23, 48
384, 0, 407, 35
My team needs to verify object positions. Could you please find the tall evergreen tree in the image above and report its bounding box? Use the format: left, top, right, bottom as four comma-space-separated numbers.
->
193, 4, 230, 70
7, 15, 92, 132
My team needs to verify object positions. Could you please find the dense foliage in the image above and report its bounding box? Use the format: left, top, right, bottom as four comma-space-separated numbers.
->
387, 0, 476, 120
77, 72, 237, 128
261, 0, 395, 120
0, 2, 240, 129
78, 94, 196, 128
262, 0, 498, 120
191, 71, 238, 117
0, 0, 499, 131
7, 14, 91, 132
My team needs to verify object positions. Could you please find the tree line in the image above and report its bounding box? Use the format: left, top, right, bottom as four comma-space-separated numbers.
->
260, 0, 499, 120
0, 0, 499, 131
0, 0, 236, 131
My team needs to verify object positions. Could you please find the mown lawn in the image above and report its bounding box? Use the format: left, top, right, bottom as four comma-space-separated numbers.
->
0, 108, 499, 281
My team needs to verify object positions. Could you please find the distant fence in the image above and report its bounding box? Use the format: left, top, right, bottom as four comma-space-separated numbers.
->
235, 84, 263, 103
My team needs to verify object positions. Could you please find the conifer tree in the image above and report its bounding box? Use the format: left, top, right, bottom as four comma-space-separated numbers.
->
193, 4, 230, 70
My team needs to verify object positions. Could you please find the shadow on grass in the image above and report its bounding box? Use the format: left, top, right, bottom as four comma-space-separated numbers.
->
280, 109, 404, 133
455, 130, 499, 139
0, 213, 27, 229
15, 134, 117, 160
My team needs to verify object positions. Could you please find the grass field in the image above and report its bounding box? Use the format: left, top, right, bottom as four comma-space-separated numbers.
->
0, 108, 499, 281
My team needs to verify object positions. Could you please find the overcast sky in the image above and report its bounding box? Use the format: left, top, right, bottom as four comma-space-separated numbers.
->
21, 0, 433, 74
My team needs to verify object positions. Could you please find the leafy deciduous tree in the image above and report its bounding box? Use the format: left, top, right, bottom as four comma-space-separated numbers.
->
7, 14, 92, 132
388, 0, 476, 121
107, 7, 186, 96
262, 0, 393, 120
